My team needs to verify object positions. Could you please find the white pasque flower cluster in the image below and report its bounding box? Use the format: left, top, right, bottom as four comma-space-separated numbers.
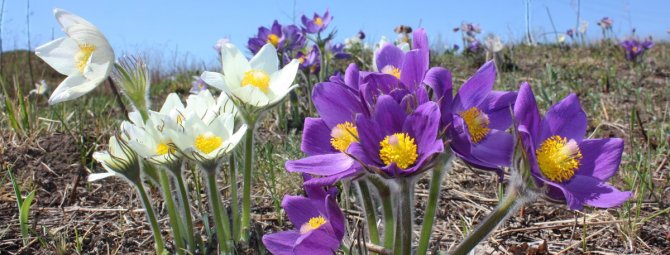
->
91, 91, 245, 181
35, 9, 114, 105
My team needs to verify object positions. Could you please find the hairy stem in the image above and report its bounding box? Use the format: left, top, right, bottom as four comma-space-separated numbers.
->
393, 178, 415, 255
357, 180, 380, 248
135, 181, 165, 255
205, 170, 231, 253
173, 169, 197, 253
417, 156, 452, 255
158, 171, 185, 255
240, 124, 255, 242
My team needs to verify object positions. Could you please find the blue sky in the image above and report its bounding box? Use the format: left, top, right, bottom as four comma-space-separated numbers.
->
2, 0, 668, 68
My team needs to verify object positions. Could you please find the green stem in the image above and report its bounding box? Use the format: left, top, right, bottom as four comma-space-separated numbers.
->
417, 157, 451, 255
173, 170, 197, 254
240, 125, 255, 242
135, 181, 166, 255
158, 171, 185, 255
450, 186, 524, 255
357, 180, 380, 248
205, 170, 232, 254
393, 178, 415, 255
229, 154, 240, 241
370, 177, 395, 250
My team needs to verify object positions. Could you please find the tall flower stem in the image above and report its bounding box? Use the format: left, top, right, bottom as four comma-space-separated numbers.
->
393, 177, 415, 255
357, 180, 380, 247
369, 177, 395, 250
240, 123, 256, 242
158, 170, 185, 255
106, 77, 130, 119
450, 185, 527, 255
173, 169, 197, 253
229, 154, 240, 241
134, 181, 166, 255
205, 169, 232, 253
416, 156, 452, 255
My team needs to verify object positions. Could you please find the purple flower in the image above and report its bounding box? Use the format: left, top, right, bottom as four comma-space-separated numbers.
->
566, 29, 574, 38
301, 9, 332, 34
620, 38, 654, 61
354, 97, 444, 178
357, 30, 366, 40
461, 22, 482, 37
296, 45, 322, 74
248, 21, 305, 54
466, 40, 482, 53
328, 42, 350, 59
447, 61, 517, 172
514, 83, 631, 210
285, 81, 368, 186
374, 28, 430, 89
598, 17, 613, 29
189, 76, 208, 94
262, 180, 345, 255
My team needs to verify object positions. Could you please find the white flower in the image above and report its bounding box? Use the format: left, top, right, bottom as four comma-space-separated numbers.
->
122, 118, 178, 166
484, 34, 504, 53
166, 112, 246, 163
579, 21, 589, 34
201, 43, 298, 110
29, 80, 49, 96
90, 136, 140, 183
35, 8, 114, 105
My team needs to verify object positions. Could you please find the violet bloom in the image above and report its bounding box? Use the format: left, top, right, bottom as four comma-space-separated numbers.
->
189, 76, 208, 94
354, 97, 444, 178
281, 24, 307, 53
357, 30, 366, 40
566, 29, 575, 39
301, 9, 332, 34
296, 45, 321, 74
248, 21, 306, 54
466, 40, 482, 53
374, 28, 430, 88
621, 38, 654, 61
514, 83, 631, 210
598, 17, 613, 29
448, 61, 517, 171
285, 81, 368, 186
328, 42, 351, 59
262, 182, 345, 255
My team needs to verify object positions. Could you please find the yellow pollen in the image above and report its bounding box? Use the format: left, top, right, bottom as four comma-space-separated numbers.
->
631, 46, 639, 53
379, 133, 418, 169
300, 216, 327, 234
299, 56, 306, 64
330, 122, 358, 152
314, 17, 324, 27
74, 43, 96, 73
194, 134, 223, 154
155, 142, 175, 155
459, 107, 491, 143
536, 135, 583, 182
266, 34, 280, 47
382, 65, 401, 79
241, 70, 270, 93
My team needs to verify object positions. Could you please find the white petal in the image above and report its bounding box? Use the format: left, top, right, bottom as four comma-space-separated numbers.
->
268, 84, 298, 106
160, 93, 185, 114
48, 75, 105, 105
249, 44, 279, 74
54, 8, 95, 29
87, 172, 116, 182
233, 86, 270, 108
201, 71, 227, 91
128, 111, 144, 127
34, 37, 79, 76
269, 59, 299, 97
220, 43, 249, 90
225, 124, 248, 153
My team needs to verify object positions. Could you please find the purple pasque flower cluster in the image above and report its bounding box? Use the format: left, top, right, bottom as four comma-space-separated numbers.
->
455, 22, 483, 53
620, 37, 654, 61
287, 28, 517, 184
598, 17, 614, 29
301, 9, 332, 34
514, 83, 631, 210
247, 20, 306, 55
294, 45, 321, 75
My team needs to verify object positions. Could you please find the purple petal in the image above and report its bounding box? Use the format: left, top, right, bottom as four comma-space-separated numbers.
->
513, 83, 542, 142
262, 231, 301, 255
376, 44, 404, 71
400, 50, 428, 90
374, 95, 406, 135
344, 63, 361, 90
313, 82, 365, 128
577, 138, 624, 181
483, 91, 517, 130
453, 61, 496, 111
325, 194, 345, 240
301, 118, 337, 156
303, 168, 361, 187
423, 67, 453, 102
470, 130, 513, 167
360, 73, 400, 107
282, 196, 321, 227
294, 228, 340, 255
355, 115, 384, 165
540, 93, 587, 142
550, 175, 631, 210
285, 153, 356, 176
403, 102, 440, 155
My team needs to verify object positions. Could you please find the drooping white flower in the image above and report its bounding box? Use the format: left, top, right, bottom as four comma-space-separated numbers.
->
35, 8, 114, 105
90, 135, 141, 183
201, 43, 299, 111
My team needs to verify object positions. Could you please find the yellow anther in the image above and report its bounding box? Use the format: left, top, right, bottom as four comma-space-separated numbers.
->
379, 133, 418, 169
459, 107, 491, 143
536, 135, 582, 182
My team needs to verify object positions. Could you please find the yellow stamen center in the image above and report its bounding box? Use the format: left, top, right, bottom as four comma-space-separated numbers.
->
381, 65, 401, 79
299, 56, 306, 64
459, 107, 491, 143
241, 70, 270, 93
379, 133, 418, 169
194, 133, 223, 154
536, 135, 582, 182
314, 17, 324, 27
155, 142, 175, 155
74, 43, 96, 74
631, 46, 639, 53
300, 216, 327, 234
330, 122, 358, 152
267, 34, 280, 47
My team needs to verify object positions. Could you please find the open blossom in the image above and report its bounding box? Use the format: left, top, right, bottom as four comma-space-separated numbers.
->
621, 38, 654, 61
374, 28, 429, 88
190, 76, 208, 94
296, 45, 321, 74
598, 17, 613, 29
248, 21, 305, 54
514, 83, 631, 210
35, 8, 114, 105
301, 9, 332, 34
201, 43, 299, 111
262, 181, 345, 255
90, 135, 141, 183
